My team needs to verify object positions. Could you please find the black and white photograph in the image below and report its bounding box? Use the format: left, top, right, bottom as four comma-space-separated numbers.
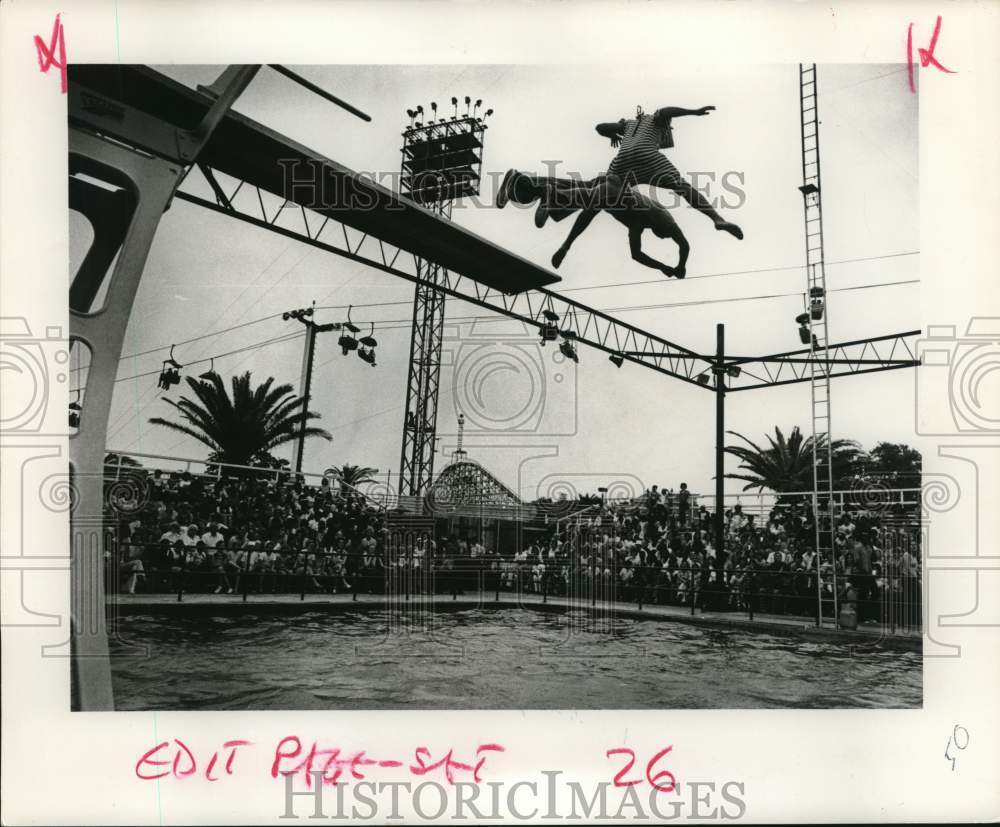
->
65, 61, 922, 710
2, 2, 999, 824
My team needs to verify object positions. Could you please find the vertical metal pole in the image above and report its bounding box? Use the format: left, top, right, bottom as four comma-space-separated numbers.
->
299, 551, 307, 601
293, 321, 317, 475
813, 494, 823, 627
241, 547, 251, 602
176, 549, 187, 603
715, 324, 726, 603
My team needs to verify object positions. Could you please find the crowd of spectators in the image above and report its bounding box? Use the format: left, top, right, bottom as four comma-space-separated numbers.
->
110, 469, 385, 596
106, 469, 921, 628
513, 485, 922, 626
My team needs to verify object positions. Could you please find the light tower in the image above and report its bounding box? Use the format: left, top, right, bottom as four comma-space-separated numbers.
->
398, 98, 490, 503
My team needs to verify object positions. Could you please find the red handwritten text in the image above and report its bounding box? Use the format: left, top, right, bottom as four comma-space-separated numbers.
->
34, 13, 67, 94
135, 739, 252, 781
606, 746, 677, 793
907, 15, 956, 93
271, 736, 505, 788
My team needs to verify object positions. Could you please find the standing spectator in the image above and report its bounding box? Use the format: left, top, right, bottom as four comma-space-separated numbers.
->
677, 483, 690, 527
852, 540, 875, 622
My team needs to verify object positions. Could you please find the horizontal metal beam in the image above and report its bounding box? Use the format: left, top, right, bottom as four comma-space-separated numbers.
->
729, 360, 919, 392
726, 331, 921, 390
175, 170, 715, 391
175, 173, 921, 393
178, 173, 921, 395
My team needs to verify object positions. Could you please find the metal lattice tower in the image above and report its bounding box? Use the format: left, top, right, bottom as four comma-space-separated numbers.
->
398, 107, 488, 500
399, 199, 453, 499
798, 63, 838, 622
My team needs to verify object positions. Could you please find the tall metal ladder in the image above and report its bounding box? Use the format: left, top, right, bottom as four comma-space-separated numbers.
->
798, 63, 838, 626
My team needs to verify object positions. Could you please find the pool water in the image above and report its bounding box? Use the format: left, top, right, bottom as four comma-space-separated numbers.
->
108, 608, 921, 710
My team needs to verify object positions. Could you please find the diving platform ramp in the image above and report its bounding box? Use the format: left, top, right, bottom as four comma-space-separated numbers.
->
67, 65, 561, 295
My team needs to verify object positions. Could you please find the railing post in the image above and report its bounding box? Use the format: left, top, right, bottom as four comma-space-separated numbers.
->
299, 553, 307, 602
405, 540, 410, 603
176, 548, 187, 602
241, 546, 251, 602
690, 567, 696, 616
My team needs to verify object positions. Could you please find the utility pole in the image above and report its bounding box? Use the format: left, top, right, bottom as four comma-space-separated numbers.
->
284, 304, 338, 474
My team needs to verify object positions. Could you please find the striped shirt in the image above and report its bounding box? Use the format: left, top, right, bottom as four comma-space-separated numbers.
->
607, 113, 683, 189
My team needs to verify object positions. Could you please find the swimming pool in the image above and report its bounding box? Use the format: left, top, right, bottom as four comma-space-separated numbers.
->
108, 607, 921, 709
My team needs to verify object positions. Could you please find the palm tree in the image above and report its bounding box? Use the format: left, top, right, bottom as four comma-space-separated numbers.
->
149, 371, 331, 468
724, 425, 862, 493
328, 463, 379, 488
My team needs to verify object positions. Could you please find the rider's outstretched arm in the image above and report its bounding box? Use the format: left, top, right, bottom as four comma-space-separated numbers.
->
654, 106, 715, 122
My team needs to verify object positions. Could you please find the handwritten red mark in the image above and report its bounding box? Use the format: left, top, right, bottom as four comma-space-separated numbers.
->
606, 746, 677, 793
271, 736, 504, 788
34, 13, 67, 94
135, 739, 252, 781
907, 15, 956, 93
606, 748, 642, 788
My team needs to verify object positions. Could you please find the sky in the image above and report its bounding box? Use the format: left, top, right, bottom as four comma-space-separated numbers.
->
72, 63, 919, 502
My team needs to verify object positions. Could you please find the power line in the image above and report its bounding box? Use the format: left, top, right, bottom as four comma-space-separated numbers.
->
102, 239, 301, 437
312, 250, 919, 311
97, 265, 918, 444
118, 313, 284, 362
96, 331, 305, 388
105, 244, 317, 440
75, 249, 920, 376
558, 250, 919, 294
92, 275, 916, 392
317, 277, 919, 334
306, 278, 917, 374
109, 331, 309, 451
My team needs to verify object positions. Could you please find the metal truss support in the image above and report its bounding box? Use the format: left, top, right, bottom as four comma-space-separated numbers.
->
719, 331, 921, 391
399, 200, 453, 499
175, 168, 920, 396
175, 168, 716, 387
